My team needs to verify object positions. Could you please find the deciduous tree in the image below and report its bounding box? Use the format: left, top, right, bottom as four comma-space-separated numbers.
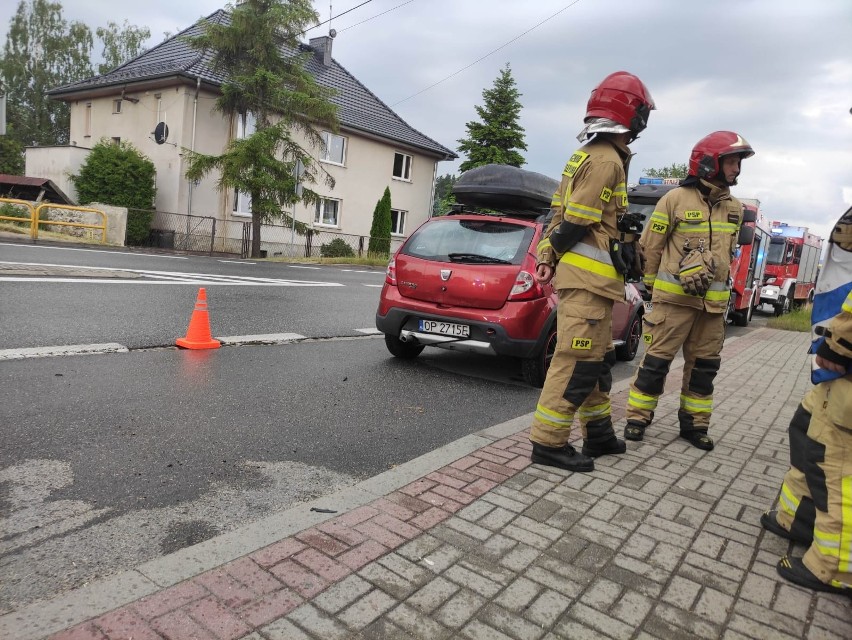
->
96, 20, 150, 74
183, 0, 339, 258
643, 163, 688, 179
457, 63, 526, 173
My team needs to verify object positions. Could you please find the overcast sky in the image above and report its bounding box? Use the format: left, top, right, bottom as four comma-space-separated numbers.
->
2, 0, 851, 240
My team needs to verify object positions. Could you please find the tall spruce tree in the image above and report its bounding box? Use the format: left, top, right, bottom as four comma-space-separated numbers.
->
183, 0, 339, 258
457, 63, 527, 173
368, 186, 392, 255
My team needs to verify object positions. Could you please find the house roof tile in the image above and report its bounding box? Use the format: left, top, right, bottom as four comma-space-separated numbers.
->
48, 9, 456, 159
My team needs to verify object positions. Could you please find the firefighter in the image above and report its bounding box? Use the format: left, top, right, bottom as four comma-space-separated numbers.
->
761, 208, 852, 596
623, 131, 754, 451
529, 71, 655, 473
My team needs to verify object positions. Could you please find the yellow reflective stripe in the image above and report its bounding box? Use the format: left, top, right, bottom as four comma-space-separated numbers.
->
561, 251, 620, 280
628, 390, 658, 411
612, 183, 627, 197
680, 265, 703, 276
843, 290, 852, 314
779, 482, 801, 518
551, 192, 562, 207
564, 201, 602, 222
578, 401, 611, 420
715, 222, 738, 233
535, 403, 574, 429
679, 222, 710, 233
537, 238, 552, 254
650, 212, 668, 223
643, 274, 656, 286
654, 273, 731, 301
680, 393, 712, 413
840, 476, 852, 572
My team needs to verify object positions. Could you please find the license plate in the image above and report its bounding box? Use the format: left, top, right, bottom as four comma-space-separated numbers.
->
419, 319, 470, 337
644, 301, 654, 313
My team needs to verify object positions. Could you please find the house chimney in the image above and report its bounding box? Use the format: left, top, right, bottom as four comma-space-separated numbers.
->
309, 34, 334, 66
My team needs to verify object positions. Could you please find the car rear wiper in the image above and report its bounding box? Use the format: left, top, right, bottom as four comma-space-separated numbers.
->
447, 253, 513, 264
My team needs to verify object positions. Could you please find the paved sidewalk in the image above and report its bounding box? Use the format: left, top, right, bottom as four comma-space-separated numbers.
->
2, 328, 850, 640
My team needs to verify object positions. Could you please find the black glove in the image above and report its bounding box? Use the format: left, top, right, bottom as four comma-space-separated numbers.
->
678, 249, 715, 296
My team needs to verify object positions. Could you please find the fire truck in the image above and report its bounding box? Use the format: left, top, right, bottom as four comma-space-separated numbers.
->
628, 180, 768, 326
759, 222, 823, 316
725, 200, 771, 326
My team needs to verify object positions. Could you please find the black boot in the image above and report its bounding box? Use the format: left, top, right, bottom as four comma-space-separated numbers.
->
582, 437, 626, 458
582, 417, 626, 458
531, 442, 594, 472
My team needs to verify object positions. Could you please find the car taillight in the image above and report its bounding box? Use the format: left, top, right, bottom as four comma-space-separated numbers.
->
385, 257, 397, 285
508, 269, 545, 301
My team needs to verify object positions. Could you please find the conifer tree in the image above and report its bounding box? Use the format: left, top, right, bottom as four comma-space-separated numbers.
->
457, 63, 527, 172
368, 186, 392, 255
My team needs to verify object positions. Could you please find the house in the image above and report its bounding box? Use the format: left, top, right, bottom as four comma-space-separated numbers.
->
36, 8, 456, 253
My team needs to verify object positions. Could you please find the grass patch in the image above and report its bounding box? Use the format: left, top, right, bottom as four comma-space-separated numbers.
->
767, 304, 812, 332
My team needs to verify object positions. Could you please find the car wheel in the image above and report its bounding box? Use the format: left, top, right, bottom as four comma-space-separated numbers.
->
522, 324, 557, 388
384, 333, 424, 359
774, 296, 787, 317
615, 312, 642, 361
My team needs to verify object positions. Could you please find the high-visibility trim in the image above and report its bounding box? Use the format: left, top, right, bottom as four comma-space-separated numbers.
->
779, 481, 801, 518
578, 401, 611, 421
628, 390, 658, 411
714, 222, 739, 233
564, 201, 603, 223
551, 191, 562, 208
563, 151, 589, 177
560, 244, 621, 280
650, 212, 668, 224
680, 393, 713, 413
643, 274, 656, 286
678, 222, 711, 233
534, 403, 574, 429
654, 272, 731, 301
537, 238, 552, 254
842, 290, 852, 314
840, 475, 852, 573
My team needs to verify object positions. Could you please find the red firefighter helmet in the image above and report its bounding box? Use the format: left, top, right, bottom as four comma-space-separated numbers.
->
689, 131, 755, 179
585, 71, 655, 134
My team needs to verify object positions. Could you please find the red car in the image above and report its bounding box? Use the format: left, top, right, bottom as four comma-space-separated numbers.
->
375, 164, 645, 387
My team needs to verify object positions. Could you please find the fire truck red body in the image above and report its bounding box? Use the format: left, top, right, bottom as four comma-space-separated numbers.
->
726, 200, 772, 326
759, 222, 823, 316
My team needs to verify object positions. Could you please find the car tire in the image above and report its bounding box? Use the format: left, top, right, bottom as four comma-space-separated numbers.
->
615, 312, 642, 362
522, 324, 557, 388
384, 333, 424, 359
774, 296, 790, 317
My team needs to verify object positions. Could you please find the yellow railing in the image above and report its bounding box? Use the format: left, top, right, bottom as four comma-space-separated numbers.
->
0, 198, 107, 243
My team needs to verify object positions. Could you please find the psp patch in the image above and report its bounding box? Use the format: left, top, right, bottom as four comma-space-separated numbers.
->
643, 333, 653, 345
571, 337, 593, 350
683, 210, 703, 221
563, 151, 589, 178
600, 187, 613, 203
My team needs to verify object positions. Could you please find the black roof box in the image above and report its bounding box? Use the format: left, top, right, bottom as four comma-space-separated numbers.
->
452, 164, 558, 212
627, 183, 678, 203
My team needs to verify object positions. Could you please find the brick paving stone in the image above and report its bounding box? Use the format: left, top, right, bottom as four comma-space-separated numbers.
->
184, 595, 252, 640
693, 586, 734, 626
130, 580, 210, 620
433, 589, 487, 629
501, 542, 544, 573
726, 613, 802, 640
354, 520, 406, 549
409, 505, 453, 530
91, 609, 161, 640
420, 543, 465, 573
444, 515, 493, 541
338, 539, 390, 571
661, 576, 701, 609
599, 564, 664, 599
581, 577, 623, 610
237, 587, 303, 628
286, 602, 351, 640
316, 519, 370, 546
250, 538, 308, 568
494, 576, 542, 613
732, 599, 807, 638
443, 564, 503, 598
269, 559, 329, 598
385, 602, 452, 640
566, 601, 634, 640
554, 619, 620, 640
50, 624, 109, 640
459, 619, 517, 640
338, 588, 396, 630
610, 590, 654, 628
150, 609, 219, 640
383, 491, 433, 515
652, 602, 721, 640
222, 556, 283, 596
195, 568, 256, 608
359, 562, 421, 600
295, 528, 352, 556
406, 575, 461, 614
258, 617, 314, 640
312, 574, 372, 614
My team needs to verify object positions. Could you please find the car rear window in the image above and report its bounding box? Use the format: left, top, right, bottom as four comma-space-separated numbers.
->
402, 218, 535, 265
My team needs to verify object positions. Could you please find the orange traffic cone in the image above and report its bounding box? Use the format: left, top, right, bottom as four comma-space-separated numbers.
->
176, 288, 221, 350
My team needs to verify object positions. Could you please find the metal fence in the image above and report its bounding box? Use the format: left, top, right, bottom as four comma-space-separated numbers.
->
132, 209, 404, 259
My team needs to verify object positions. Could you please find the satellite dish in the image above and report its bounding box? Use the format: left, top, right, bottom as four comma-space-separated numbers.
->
153, 122, 169, 145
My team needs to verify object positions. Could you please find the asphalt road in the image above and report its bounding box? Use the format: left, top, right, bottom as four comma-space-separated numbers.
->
0, 238, 771, 613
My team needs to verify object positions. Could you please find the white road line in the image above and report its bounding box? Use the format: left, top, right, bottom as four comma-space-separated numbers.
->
362, 284, 383, 288
0, 343, 129, 360
217, 260, 256, 264
0, 244, 188, 258
356, 328, 382, 334
216, 333, 306, 345
287, 265, 321, 270
342, 269, 383, 274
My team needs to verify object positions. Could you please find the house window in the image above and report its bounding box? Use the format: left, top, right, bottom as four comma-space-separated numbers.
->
233, 111, 257, 216
314, 198, 340, 227
321, 131, 346, 165
113, 99, 122, 114
393, 152, 412, 181
390, 209, 406, 235
84, 103, 92, 137
111, 137, 121, 145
